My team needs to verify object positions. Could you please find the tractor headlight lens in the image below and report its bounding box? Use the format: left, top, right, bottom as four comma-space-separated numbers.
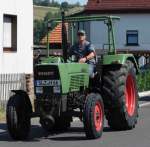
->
36, 87, 43, 94
53, 86, 61, 93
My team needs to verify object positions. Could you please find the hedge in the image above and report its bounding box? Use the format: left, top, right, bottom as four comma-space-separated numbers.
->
136, 70, 150, 92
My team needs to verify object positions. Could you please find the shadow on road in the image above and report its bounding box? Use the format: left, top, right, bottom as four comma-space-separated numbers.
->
50, 136, 87, 141
49, 127, 123, 141
0, 123, 48, 142
0, 123, 7, 131
0, 123, 122, 142
0, 123, 13, 141
139, 96, 150, 102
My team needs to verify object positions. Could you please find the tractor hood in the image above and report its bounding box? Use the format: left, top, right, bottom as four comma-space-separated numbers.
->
34, 63, 89, 94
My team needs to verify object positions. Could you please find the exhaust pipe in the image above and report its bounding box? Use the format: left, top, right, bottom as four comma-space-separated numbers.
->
61, 11, 68, 63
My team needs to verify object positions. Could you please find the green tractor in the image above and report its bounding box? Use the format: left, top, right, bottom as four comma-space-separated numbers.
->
6, 13, 139, 140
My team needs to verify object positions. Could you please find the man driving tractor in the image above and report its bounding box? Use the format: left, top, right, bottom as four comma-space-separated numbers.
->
70, 30, 96, 78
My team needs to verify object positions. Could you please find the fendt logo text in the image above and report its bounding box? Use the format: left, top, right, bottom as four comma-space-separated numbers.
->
38, 72, 54, 76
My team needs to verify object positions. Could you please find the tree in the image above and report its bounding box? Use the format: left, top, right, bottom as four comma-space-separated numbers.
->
44, 11, 61, 21
34, 20, 46, 45
40, 0, 49, 6
33, 0, 41, 5
61, 1, 69, 11
50, 0, 60, 7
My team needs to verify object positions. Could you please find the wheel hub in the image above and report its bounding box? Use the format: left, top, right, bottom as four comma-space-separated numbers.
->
125, 74, 136, 116
94, 103, 103, 132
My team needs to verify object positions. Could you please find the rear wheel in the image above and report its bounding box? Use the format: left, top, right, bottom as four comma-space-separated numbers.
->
6, 92, 32, 140
83, 93, 104, 139
102, 61, 139, 130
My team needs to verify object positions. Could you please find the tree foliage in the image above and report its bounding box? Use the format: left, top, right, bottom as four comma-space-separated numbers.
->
61, 2, 69, 11
33, 0, 82, 45
33, 0, 81, 7
33, 0, 60, 7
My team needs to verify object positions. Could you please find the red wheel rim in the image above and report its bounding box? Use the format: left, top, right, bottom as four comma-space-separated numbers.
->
94, 102, 103, 132
125, 74, 136, 116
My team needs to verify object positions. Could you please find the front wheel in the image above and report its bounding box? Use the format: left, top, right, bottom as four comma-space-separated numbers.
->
83, 93, 104, 139
6, 92, 32, 140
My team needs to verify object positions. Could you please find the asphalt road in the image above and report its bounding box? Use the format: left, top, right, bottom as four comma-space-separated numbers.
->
0, 96, 150, 147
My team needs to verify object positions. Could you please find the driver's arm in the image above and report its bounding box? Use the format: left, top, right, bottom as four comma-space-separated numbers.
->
79, 44, 96, 63
85, 52, 95, 61
79, 52, 95, 63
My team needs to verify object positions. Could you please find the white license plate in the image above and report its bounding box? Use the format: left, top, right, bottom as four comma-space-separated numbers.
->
35, 80, 61, 87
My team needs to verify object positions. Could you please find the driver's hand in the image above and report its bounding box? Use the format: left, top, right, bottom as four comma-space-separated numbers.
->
79, 57, 86, 63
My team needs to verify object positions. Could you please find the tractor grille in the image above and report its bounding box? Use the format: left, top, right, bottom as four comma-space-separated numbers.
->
70, 75, 85, 91
35, 94, 61, 114
34, 65, 61, 95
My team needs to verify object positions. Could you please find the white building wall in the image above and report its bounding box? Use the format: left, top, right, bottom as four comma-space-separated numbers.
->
90, 14, 150, 51
0, 0, 33, 74
0, 13, 3, 72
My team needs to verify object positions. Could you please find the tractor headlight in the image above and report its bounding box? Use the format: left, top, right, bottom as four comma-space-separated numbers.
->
53, 86, 61, 94
36, 87, 43, 94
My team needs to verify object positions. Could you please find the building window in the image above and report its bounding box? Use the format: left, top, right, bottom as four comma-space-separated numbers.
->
126, 30, 138, 46
3, 14, 17, 52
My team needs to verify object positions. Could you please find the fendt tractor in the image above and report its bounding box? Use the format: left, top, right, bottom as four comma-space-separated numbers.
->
6, 12, 139, 140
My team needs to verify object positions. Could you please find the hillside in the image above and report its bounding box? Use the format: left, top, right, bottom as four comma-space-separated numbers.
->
34, 5, 84, 20
34, 5, 59, 20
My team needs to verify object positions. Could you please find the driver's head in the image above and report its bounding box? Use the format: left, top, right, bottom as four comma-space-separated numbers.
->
77, 30, 86, 43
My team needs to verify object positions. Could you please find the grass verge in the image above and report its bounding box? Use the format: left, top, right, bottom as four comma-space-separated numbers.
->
0, 108, 5, 122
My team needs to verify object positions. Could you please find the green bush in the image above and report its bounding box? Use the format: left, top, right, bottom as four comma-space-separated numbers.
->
0, 108, 5, 121
137, 70, 150, 92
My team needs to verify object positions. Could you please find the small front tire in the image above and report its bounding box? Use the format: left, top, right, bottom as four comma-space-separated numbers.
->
83, 93, 104, 139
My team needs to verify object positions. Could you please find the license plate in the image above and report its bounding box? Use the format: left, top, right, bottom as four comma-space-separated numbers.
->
35, 80, 61, 87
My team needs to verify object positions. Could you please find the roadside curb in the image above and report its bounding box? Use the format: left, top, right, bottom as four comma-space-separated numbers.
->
139, 91, 150, 98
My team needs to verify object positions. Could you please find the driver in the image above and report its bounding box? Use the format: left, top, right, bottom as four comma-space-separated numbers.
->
69, 30, 96, 78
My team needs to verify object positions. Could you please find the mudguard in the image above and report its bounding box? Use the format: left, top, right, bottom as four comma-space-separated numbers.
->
103, 54, 139, 73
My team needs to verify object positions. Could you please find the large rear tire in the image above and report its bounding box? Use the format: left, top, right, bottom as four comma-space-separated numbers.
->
83, 93, 104, 139
102, 60, 139, 130
6, 92, 32, 140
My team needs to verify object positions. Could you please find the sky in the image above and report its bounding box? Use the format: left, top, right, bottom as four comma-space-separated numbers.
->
56, 0, 88, 5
